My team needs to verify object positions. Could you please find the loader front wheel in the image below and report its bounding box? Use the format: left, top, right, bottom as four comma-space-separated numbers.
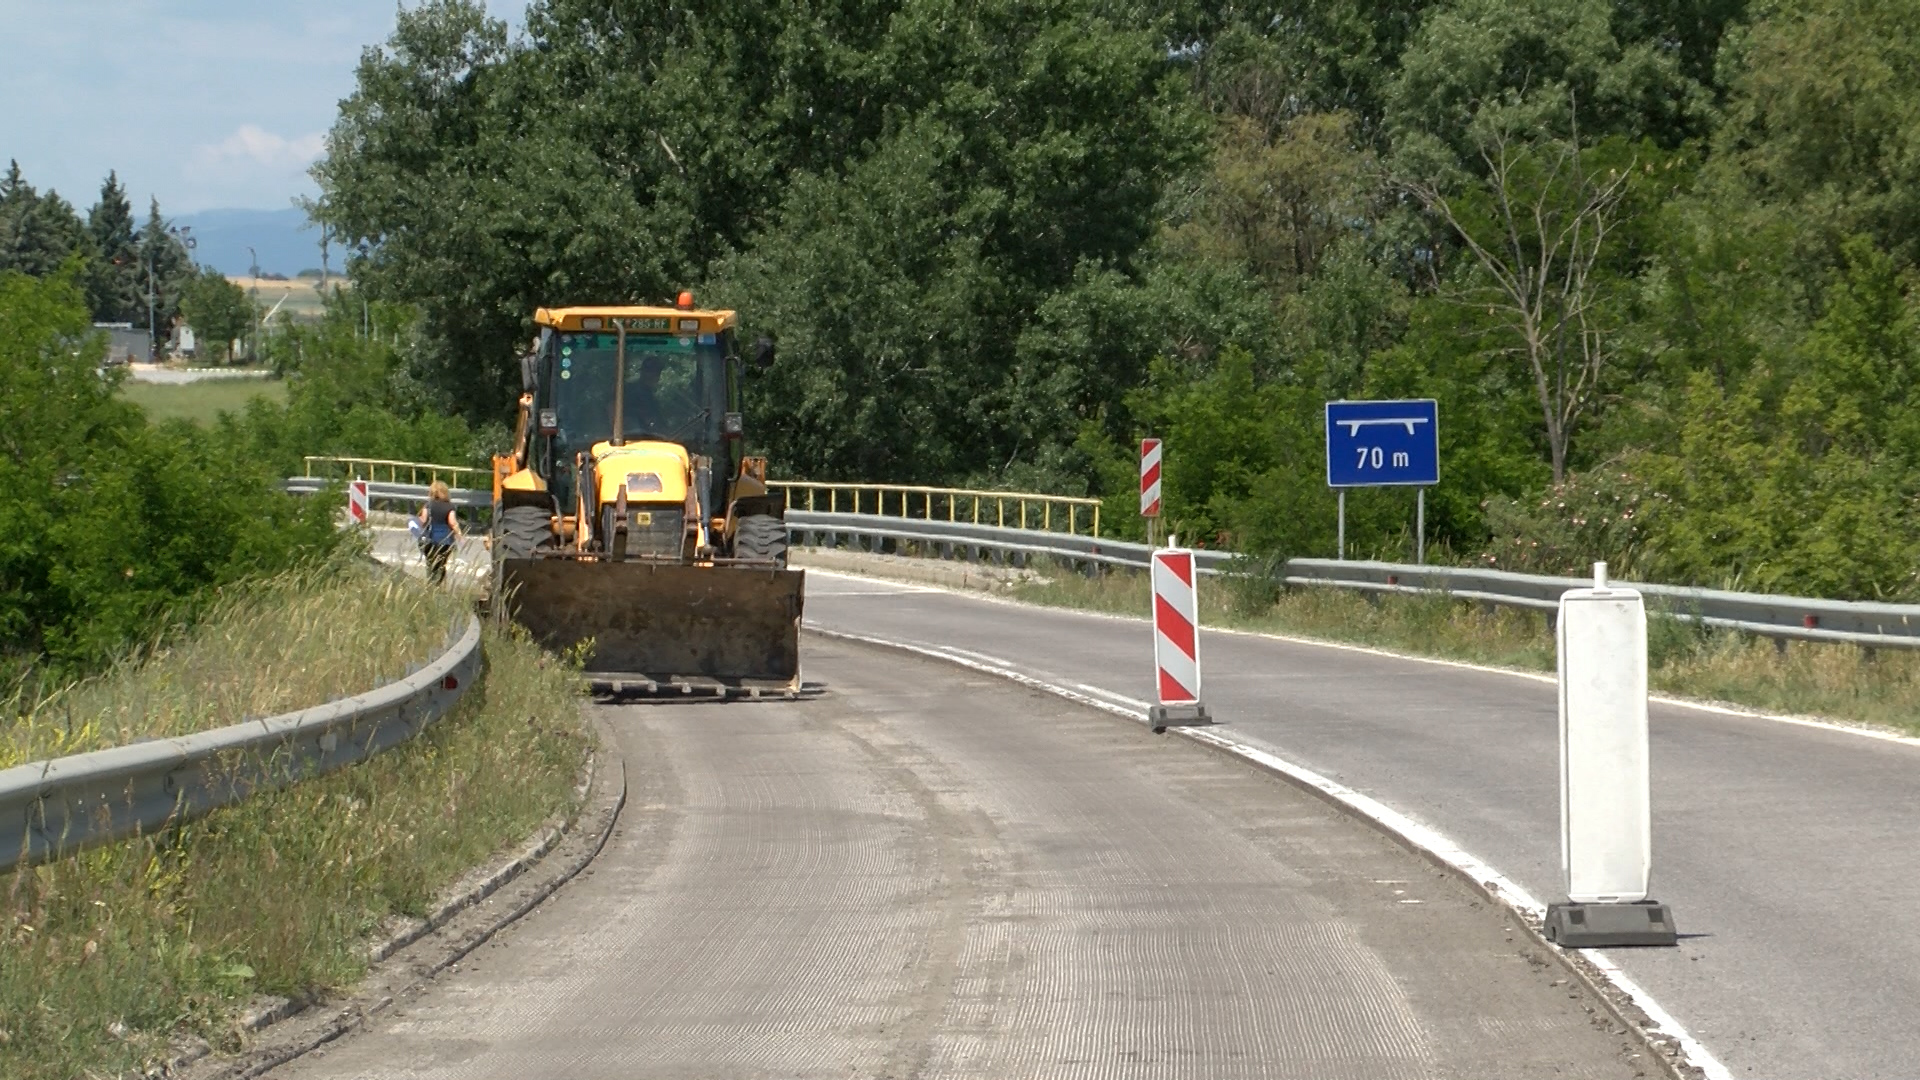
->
735, 513, 788, 568
494, 505, 555, 561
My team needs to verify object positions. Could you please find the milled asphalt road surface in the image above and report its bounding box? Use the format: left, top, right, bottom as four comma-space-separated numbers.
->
799, 563, 1920, 1080
270, 636, 1646, 1080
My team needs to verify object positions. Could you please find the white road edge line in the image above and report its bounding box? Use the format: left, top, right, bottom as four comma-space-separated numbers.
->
1072, 682, 1152, 711
809, 623, 1733, 1080
801, 563, 1920, 749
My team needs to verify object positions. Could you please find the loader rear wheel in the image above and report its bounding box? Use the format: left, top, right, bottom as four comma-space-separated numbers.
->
735, 513, 788, 568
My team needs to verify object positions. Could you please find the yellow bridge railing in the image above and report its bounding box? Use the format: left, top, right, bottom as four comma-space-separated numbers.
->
296, 458, 1102, 536
768, 481, 1101, 538
301, 456, 492, 490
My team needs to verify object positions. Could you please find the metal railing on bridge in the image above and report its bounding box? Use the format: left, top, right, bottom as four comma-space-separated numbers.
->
302, 455, 492, 491
768, 481, 1101, 537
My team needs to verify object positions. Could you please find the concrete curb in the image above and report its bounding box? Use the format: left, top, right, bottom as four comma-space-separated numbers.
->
166, 705, 627, 1080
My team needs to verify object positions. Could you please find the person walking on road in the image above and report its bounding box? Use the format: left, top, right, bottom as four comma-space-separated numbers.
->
418, 481, 464, 585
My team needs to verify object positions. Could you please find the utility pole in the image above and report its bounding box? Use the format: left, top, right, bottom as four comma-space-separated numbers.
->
357, 241, 370, 340
145, 221, 193, 361
247, 245, 260, 364
146, 251, 157, 361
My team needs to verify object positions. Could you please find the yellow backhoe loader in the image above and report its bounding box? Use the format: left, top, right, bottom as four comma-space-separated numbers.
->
489, 295, 803, 694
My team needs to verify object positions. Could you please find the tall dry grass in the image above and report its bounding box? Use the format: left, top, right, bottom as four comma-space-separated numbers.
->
1007, 562, 1920, 736
3, 563, 468, 767
0, 568, 590, 1080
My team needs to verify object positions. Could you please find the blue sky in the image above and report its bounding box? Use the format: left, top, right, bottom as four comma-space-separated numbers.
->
0, 1, 523, 215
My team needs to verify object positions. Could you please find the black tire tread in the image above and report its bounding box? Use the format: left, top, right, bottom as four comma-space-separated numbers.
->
735, 513, 788, 567
494, 505, 554, 561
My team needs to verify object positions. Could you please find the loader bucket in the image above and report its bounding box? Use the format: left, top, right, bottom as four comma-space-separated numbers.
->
499, 559, 804, 689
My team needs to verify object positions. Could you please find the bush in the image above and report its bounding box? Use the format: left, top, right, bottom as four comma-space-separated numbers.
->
0, 271, 345, 678
1480, 460, 1664, 578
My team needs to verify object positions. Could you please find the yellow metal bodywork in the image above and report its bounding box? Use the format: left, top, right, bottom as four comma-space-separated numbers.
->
590, 440, 690, 508
534, 304, 737, 336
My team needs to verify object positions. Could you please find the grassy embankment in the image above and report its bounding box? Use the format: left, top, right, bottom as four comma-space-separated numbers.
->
966, 559, 1920, 737
119, 377, 287, 425
0, 564, 591, 1080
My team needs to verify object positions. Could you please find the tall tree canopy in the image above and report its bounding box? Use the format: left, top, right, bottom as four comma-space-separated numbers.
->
308, 0, 1920, 598
315, 0, 1202, 468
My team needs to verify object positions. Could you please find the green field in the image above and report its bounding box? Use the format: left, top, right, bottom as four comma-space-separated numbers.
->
119, 376, 287, 424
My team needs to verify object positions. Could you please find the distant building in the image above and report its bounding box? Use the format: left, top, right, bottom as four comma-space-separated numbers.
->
93, 322, 150, 365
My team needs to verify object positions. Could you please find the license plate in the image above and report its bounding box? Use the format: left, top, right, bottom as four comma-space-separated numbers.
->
632, 512, 652, 526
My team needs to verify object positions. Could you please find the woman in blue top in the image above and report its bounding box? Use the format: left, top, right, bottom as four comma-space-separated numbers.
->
417, 481, 464, 584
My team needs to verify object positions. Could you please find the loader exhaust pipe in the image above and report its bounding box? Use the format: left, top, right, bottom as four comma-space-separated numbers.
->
610, 321, 627, 448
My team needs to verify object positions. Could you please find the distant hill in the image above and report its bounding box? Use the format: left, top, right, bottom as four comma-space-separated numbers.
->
174, 207, 326, 278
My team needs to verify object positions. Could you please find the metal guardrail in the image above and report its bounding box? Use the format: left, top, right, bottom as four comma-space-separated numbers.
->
790, 513, 1920, 650
278, 467, 1920, 649
788, 511, 1233, 573
285, 466, 1101, 536
282, 476, 492, 510
772, 481, 1101, 537
302, 455, 492, 491
0, 615, 482, 873
1285, 560, 1920, 649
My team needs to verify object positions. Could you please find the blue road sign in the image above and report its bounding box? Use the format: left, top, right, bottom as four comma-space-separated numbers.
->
1325, 399, 1439, 487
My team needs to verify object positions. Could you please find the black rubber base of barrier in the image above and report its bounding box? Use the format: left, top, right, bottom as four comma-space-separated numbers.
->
1544, 900, 1679, 947
1149, 702, 1214, 733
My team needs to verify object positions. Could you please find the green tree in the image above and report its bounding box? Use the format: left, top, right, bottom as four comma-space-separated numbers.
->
1386, 0, 1707, 178
85, 171, 142, 324
0, 160, 91, 280
179, 268, 253, 363
1709, 0, 1920, 266
238, 294, 485, 473
138, 197, 193, 335
0, 270, 340, 673
319, 0, 1204, 485
1163, 111, 1378, 292
1400, 130, 1646, 483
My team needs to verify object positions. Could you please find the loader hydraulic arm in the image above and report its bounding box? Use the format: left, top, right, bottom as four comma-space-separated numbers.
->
491, 391, 536, 505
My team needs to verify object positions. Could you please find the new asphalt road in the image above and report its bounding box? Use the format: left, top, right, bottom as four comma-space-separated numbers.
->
268, 636, 1648, 1080
798, 563, 1920, 1080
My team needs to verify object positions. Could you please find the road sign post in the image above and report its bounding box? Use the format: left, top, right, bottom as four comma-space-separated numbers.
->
1148, 543, 1212, 732
1324, 399, 1439, 562
1544, 562, 1678, 948
1140, 437, 1162, 548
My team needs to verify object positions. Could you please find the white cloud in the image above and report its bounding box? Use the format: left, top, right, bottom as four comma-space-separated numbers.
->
196, 125, 327, 171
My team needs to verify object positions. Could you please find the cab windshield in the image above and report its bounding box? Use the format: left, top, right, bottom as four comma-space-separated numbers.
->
548, 331, 725, 450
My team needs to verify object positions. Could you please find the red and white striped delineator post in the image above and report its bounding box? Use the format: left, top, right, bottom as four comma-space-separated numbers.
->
1139, 438, 1162, 518
1149, 542, 1213, 732
347, 479, 370, 526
